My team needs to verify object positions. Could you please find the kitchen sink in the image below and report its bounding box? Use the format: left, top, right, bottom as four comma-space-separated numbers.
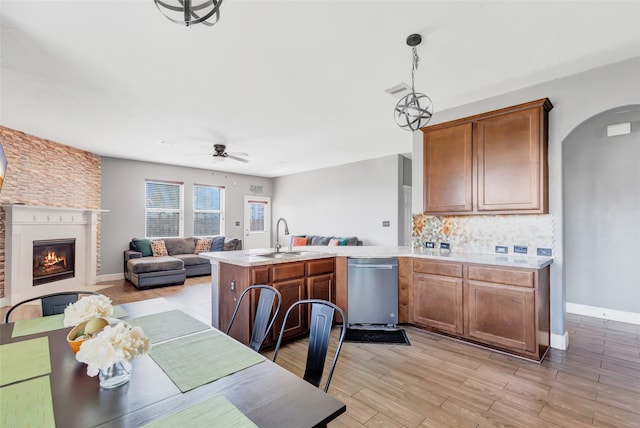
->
254, 251, 321, 259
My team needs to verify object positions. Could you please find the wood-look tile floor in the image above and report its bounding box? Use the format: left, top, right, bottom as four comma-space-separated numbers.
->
4, 278, 639, 427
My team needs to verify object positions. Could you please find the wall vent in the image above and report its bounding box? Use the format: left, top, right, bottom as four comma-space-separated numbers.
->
384, 82, 411, 98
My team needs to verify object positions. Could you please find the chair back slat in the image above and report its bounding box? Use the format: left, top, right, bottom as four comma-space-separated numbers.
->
226, 285, 281, 353
42, 293, 79, 316
273, 299, 347, 392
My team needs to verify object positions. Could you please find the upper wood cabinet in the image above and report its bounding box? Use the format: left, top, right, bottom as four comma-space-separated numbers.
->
421, 98, 553, 215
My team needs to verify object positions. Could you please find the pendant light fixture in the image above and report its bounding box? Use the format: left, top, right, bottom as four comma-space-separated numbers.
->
394, 34, 434, 131
154, 0, 223, 27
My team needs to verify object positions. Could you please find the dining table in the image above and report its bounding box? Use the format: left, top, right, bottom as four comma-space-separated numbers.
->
0, 297, 346, 427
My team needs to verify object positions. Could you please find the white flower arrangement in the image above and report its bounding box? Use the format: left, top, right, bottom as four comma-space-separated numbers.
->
63, 294, 114, 327
76, 322, 151, 376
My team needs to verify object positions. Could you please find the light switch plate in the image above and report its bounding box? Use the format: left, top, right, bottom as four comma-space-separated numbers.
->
440, 242, 450, 250
537, 247, 552, 257
495, 246, 508, 254
514, 245, 528, 254
382, 220, 390, 227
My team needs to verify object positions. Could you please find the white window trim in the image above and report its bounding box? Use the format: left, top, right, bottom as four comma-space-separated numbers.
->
145, 180, 184, 239
193, 184, 225, 237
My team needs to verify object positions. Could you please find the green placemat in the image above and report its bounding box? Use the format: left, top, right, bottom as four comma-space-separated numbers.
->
143, 395, 257, 428
149, 330, 265, 392
11, 305, 128, 338
0, 375, 55, 427
0, 337, 51, 387
127, 310, 210, 344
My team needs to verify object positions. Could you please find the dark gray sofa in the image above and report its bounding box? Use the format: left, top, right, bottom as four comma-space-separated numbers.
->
124, 236, 242, 289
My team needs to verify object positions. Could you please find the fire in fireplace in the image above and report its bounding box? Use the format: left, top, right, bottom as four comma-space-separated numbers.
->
33, 239, 76, 286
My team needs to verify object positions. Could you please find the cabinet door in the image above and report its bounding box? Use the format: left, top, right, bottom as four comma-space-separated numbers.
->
306, 274, 334, 302
273, 278, 307, 342
465, 281, 535, 352
412, 273, 463, 335
476, 107, 546, 212
423, 123, 473, 213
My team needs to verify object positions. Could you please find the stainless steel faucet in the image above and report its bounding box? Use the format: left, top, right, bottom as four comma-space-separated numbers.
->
274, 217, 290, 252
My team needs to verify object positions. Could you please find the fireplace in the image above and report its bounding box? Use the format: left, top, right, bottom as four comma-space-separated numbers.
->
33, 239, 76, 286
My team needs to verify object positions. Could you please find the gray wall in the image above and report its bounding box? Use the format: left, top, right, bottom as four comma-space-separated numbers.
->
564, 105, 640, 313
272, 155, 403, 246
100, 157, 273, 275
412, 57, 640, 339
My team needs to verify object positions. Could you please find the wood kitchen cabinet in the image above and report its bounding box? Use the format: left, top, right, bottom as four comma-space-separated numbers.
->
421, 98, 553, 215
408, 258, 550, 361
218, 258, 336, 348
411, 260, 464, 335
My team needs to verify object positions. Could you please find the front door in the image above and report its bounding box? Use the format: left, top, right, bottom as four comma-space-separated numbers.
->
243, 196, 271, 250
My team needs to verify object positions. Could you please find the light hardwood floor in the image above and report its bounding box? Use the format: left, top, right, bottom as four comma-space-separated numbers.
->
4, 278, 639, 427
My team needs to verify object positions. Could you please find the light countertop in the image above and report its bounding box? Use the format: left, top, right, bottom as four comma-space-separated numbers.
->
199, 246, 553, 269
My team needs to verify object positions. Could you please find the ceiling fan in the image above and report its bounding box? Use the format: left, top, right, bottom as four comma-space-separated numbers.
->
210, 144, 249, 163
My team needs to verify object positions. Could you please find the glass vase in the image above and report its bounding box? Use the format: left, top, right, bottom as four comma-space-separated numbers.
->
99, 360, 131, 389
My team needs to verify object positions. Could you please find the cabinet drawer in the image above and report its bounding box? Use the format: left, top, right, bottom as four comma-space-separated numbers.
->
468, 265, 534, 288
413, 259, 463, 278
306, 258, 334, 276
271, 262, 305, 282
251, 266, 270, 284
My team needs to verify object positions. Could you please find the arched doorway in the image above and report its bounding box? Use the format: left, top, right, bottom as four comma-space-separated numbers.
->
563, 105, 640, 321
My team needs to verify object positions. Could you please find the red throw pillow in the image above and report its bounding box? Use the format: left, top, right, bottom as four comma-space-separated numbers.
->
292, 236, 308, 246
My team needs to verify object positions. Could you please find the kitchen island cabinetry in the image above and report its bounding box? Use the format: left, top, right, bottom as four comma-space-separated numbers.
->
421, 98, 553, 215
217, 259, 335, 348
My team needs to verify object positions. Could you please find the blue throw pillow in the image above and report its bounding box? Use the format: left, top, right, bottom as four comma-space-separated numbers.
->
132, 238, 153, 257
211, 236, 226, 252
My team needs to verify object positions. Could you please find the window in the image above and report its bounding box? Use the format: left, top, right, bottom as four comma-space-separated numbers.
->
193, 184, 224, 236
248, 200, 266, 232
145, 180, 183, 238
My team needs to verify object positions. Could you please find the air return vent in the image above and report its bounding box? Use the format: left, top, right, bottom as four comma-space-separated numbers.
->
384, 82, 411, 98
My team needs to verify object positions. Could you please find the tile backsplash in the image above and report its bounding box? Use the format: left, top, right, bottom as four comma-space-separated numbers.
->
412, 213, 554, 256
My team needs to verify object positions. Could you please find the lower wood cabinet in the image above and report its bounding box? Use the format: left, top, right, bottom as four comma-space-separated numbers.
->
218, 258, 336, 348
412, 273, 463, 335
406, 259, 550, 361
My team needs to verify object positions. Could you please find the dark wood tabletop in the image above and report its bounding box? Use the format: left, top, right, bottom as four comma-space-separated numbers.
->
0, 298, 346, 427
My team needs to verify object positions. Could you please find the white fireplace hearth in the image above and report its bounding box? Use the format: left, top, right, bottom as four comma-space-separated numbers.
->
2, 205, 106, 307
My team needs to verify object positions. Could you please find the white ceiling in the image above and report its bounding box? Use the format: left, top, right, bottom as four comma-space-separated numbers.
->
2, 1, 639, 178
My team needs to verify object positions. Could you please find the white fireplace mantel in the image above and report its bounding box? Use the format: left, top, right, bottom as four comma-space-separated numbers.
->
2, 204, 108, 306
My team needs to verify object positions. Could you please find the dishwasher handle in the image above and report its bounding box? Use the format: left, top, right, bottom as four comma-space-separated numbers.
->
349, 264, 395, 269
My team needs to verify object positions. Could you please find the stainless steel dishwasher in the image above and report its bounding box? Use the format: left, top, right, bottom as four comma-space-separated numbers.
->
347, 257, 398, 327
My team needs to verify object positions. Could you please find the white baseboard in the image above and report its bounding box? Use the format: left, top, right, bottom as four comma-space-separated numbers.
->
566, 302, 640, 326
551, 331, 569, 350
96, 273, 124, 283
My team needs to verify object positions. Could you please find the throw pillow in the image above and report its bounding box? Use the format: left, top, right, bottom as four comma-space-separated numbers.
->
132, 238, 153, 257
292, 236, 308, 246
211, 236, 226, 252
151, 240, 168, 257
328, 238, 341, 246
194, 239, 213, 253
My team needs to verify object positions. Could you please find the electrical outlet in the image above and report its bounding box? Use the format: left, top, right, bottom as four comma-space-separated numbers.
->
440, 242, 450, 250
235, 221, 240, 227
537, 247, 552, 257
382, 220, 390, 227
514, 245, 528, 254
425, 242, 435, 249
495, 246, 508, 254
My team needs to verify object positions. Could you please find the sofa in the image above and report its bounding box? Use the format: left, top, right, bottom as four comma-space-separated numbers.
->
290, 235, 362, 246
124, 236, 242, 289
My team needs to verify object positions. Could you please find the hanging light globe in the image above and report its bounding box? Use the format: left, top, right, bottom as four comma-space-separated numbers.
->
394, 92, 433, 131
154, 0, 223, 27
394, 34, 434, 131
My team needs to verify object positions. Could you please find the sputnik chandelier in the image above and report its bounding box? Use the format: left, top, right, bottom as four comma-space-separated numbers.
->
394, 34, 434, 131
154, 0, 223, 27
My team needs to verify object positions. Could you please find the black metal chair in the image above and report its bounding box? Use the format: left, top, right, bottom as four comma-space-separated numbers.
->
3, 291, 100, 323
272, 299, 347, 393
226, 285, 282, 352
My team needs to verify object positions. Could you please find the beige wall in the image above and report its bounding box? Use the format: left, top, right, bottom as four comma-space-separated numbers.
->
0, 126, 101, 297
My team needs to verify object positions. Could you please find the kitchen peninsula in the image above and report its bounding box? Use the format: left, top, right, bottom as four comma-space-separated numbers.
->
200, 247, 553, 361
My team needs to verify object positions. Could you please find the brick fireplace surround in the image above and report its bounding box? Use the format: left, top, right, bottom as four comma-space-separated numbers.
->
0, 126, 102, 303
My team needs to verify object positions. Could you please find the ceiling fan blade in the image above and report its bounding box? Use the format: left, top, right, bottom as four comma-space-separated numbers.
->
226, 154, 249, 163
227, 151, 249, 157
